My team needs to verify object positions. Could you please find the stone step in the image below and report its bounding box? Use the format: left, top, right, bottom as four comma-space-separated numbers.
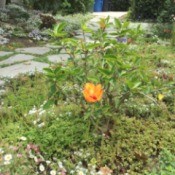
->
0, 61, 49, 78
16, 47, 51, 55
0, 51, 13, 57
0, 54, 34, 65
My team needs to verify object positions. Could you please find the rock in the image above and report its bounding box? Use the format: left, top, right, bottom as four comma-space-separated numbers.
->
0, 61, 49, 78
0, 51, 13, 57
48, 54, 70, 63
0, 54, 34, 65
16, 47, 51, 55
0, 80, 5, 86
0, 36, 9, 45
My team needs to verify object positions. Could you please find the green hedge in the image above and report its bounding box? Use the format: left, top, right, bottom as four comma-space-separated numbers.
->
111, 0, 130, 11
129, 0, 175, 22
23, 0, 94, 14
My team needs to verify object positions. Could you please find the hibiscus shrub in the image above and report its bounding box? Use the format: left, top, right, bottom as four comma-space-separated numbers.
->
43, 18, 174, 173
44, 18, 173, 123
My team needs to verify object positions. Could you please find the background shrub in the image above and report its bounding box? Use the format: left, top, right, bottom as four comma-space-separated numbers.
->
129, 0, 175, 22
23, 0, 94, 14
111, 0, 130, 11
23, 0, 61, 14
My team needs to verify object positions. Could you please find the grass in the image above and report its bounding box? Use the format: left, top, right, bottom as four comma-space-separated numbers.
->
0, 39, 174, 174
0, 53, 15, 62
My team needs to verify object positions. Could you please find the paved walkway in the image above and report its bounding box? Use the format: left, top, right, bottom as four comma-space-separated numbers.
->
0, 12, 127, 86
91, 12, 127, 23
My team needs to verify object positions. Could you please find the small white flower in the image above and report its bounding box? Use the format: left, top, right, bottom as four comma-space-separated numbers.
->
20, 136, 27, 141
39, 110, 45, 116
46, 160, 51, 165
28, 110, 36, 115
38, 122, 45, 128
39, 164, 45, 172
58, 161, 63, 168
34, 156, 38, 162
4, 154, 12, 161
0, 148, 4, 154
50, 170, 57, 175
33, 120, 37, 125
4, 161, 11, 165
77, 171, 85, 175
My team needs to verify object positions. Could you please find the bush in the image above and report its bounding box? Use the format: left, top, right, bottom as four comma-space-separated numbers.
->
7, 4, 30, 20
23, 0, 61, 14
111, 0, 130, 11
147, 149, 175, 174
153, 23, 173, 39
129, 0, 175, 22
23, 0, 94, 14
60, 0, 94, 14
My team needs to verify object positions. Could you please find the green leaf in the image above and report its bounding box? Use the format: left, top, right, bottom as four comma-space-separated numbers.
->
43, 100, 54, 109
122, 21, 130, 29
114, 18, 122, 29
98, 68, 112, 77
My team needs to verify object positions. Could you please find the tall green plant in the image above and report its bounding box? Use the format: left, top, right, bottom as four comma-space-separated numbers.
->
44, 18, 172, 132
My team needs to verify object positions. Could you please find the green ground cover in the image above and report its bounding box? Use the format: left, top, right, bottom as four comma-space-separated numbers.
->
0, 19, 175, 175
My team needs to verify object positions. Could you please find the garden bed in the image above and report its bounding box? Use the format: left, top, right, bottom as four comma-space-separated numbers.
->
0, 18, 175, 175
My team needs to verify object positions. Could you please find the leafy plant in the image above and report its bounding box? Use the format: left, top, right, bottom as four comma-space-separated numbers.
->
147, 149, 175, 175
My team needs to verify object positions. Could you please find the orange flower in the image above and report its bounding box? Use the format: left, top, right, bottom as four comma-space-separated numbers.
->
83, 83, 103, 103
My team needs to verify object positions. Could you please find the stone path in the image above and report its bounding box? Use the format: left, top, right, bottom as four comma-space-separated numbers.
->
0, 12, 127, 86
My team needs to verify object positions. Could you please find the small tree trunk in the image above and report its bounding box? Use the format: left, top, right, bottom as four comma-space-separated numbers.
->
172, 22, 175, 47
0, 0, 6, 8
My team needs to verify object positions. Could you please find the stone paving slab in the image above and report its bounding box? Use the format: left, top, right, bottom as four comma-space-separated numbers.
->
0, 54, 34, 65
0, 61, 49, 78
48, 54, 70, 63
0, 80, 5, 86
0, 51, 13, 57
91, 12, 127, 23
45, 43, 62, 49
16, 47, 51, 55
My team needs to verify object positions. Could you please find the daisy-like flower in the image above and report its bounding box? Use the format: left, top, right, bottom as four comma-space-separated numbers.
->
50, 170, 57, 175
77, 171, 85, 175
4, 154, 12, 162
39, 164, 45, 172
20, 136, 27, 141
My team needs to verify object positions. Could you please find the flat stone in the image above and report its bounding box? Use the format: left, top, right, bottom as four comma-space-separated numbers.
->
0, 89, 6, 95
0, 54, 34, 65
0, 61, 49, 78
16, 47, 51, 55
0, 80, 5, 86
45, 43, 62, 49
48, 54, 70, 63
0, 51, 13, 57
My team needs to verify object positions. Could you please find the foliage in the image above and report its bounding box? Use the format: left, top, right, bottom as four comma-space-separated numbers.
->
6, 4, 30, 20
55, 13, 92, 34
23, 0, 94, 14
152, 23, 173, 39
129, 0, 175, 22
146, 149, 175, 175
0, 73, 47, 121
172, 22, 175, 46
0, 18, 175, 174
23, 0, 61, 14
111, 0, 130, 11
60, 0, 94, 14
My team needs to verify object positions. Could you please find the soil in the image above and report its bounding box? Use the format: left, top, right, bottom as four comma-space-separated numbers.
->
7, 37, 44, 48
